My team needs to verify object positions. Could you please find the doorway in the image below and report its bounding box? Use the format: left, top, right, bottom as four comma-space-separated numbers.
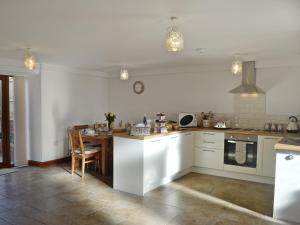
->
0, 75, 12, 168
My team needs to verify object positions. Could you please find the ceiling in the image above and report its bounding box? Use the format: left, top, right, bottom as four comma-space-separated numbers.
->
0, 0, 299, 75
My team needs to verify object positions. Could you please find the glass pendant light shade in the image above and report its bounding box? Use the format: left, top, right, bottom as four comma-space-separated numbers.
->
166, 26, 184, 52
120, 69, 129, 80
24, 49, 37, 70
231, 59, 242, 75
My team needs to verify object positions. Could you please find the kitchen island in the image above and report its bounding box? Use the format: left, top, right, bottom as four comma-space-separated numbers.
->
113, 131, 194, 196
113, 128, 300, 196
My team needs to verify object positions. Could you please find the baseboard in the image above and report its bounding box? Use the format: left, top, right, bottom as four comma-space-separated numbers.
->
28, 156, 70, 167
192, 166, 275, 184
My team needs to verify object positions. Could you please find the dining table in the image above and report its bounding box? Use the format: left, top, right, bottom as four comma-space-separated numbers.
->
82, 133, 113, 176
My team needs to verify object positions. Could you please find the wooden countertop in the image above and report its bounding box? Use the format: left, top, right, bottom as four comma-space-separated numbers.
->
113, 127, 300, 140
274, 137, 300, 152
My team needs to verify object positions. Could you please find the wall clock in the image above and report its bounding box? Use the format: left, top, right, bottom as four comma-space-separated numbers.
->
133, 81, 144, 95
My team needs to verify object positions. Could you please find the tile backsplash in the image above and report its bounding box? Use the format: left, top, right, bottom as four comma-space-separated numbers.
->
213, 94, 299, 130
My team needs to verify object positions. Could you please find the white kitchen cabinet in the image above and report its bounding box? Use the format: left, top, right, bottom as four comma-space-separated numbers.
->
194, 147, 219, 169
144, 137, 168, 185
274, 151, 300, 223
261, 137, 281, 177
181, 132, 194, 170
195, 131, 224, 149
166, 134, 182, 176
114, 134, 193, 196
194, 131, 224, 169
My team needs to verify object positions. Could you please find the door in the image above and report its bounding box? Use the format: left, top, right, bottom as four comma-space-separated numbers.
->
144, 137, 167, 188
0, 75, 11, 168
166, 134, 182, 176
194, 147, 219, 169
181, 132, 194, 170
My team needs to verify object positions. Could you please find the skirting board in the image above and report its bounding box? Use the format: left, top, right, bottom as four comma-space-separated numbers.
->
28, 157, 70, 167
192, 166, 275, 184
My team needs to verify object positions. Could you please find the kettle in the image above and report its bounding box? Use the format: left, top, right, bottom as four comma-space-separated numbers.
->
286, 116, 299, 133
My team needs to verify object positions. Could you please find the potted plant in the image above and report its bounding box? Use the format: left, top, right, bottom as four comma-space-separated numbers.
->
202, 111, 213, 128
104, 112, 116, 131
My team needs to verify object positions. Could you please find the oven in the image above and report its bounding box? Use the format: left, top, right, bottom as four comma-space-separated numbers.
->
224, 133, 257, 169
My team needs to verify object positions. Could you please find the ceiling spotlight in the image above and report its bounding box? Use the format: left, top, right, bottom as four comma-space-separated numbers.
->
231, 58, 242, 75
24, 48, 37, 70
166, 17, 184, 52
120, 68, 129, 80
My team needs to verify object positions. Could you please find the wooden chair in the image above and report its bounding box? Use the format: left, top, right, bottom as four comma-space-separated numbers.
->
73, 124, 100, 148
68, 129, 101, 179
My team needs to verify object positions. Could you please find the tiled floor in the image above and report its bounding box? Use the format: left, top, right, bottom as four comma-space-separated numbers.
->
0, 166, 287, 225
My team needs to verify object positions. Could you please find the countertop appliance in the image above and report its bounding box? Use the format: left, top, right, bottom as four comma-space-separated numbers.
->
286, 116, 299, 133
224, 133, 258, 174
214, 120, 231, 129
178, 113, 197, 128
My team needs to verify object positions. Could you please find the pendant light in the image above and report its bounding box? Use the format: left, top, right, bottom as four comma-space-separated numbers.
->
231, 58, 242, 75
166, 17, 184, 52
24, 48, 37, 70
120, 68, 129, 80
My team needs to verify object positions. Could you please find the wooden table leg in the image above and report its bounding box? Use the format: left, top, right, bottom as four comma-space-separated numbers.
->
101, 140, 107, 176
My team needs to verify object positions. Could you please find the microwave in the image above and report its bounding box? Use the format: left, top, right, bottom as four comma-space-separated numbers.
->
178, 113, 197, 127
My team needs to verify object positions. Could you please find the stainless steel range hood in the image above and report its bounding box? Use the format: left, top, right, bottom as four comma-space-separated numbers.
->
229, 61, 265, 94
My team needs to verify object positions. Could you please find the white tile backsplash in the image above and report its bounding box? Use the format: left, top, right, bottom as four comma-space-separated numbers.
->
212, 94, 299, 129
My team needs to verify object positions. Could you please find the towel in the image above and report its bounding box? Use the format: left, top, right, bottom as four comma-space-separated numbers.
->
235, 141, 247, 164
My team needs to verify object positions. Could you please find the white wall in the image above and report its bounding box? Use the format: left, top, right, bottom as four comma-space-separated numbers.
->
40, 69, 109, 161
109, 65, 300, 123
14, 76, 28, 166
257, 66, 300, 115
109, 70, 240, 122
26, 74, 42, 161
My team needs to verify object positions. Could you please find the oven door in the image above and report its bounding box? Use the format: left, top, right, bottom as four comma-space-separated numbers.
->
224, 140, 257, 168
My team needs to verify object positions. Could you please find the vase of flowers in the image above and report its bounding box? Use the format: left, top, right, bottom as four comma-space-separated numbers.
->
104, 112, 116, 132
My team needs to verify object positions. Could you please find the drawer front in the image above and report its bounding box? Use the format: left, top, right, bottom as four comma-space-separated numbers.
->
195, 132, 224, 149
194, 147, 219, 169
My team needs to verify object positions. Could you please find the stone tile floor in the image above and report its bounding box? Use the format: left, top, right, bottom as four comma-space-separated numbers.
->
0, 166, 291, 225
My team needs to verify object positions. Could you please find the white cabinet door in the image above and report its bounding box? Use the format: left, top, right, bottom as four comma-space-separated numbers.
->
274, 151, 300, 223
195, 131, 224, 149
194, 147, 219, 169
262, 137, 280, 177
181, 132, 194, 170
144, 137, 168, 186
166, 134, 182, 176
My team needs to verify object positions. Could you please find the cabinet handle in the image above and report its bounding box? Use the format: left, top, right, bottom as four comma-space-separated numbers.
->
151, 139, 161, 142
185, 133, 192, 136
204, 133, 215, 135
285, 154, 294, 160
204, 141, 215, 144
202, 149, 215, 152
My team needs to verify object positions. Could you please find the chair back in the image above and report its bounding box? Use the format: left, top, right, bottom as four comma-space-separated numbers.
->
74, 124, 89, 130
68, 129, 85, 154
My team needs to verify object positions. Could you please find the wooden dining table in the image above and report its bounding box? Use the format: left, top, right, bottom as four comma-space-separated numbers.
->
82, 134, 113, 176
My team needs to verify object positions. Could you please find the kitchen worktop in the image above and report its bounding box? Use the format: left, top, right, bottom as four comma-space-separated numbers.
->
274, 137, 300, 152
113, 127, 300, 140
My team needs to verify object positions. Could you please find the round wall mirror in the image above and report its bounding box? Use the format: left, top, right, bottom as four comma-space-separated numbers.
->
133, 81, 144, 94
